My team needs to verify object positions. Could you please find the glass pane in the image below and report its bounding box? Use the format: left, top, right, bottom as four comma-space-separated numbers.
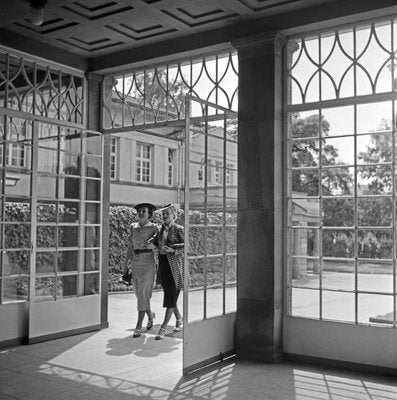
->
60, 152, 80, 175
83, 273, 99, 295
290, 198, 320, 226
58, 226, 79, 248
37, 201, 56, 223
86, 155, 101, 178
85, 226, 100, 248
189, 227, 204, 256
38, 148, 57, 173
4, 224, 30, 248
3, 250, 29, 275
291, 288, 319, 318
59, 176, 80, 199
225, 255, 236, 313
322, 137, 354, 166
357, 166, 392, 195
57, 275, 77, 298
86, 203, 100, 224
322, 198, 354, 226
358, 261, 393, 293
189, 257, 205, 289
207, 227, 223, 255
322, 229, 354, 258
58, 250, 78, 272
59, 201, 79, 223
2, 276, 28, 303
291, 140, 319, 167
291, 169, 319, 196
291, 227, 319, 257
38, 123, 58, 148
86, 179, 100, 200
37, 226, 56, 248
322, 291, 355, 322
60, 127, 81, 153
37, 175, 56, 198
84, 249, 99, 271
36, 251, 56, 274
5, 171, 31, 197
322, 167, 354, 196
359, 294, 393, 325
322, 260, 354, 290
35, 277, 55, 301
357, 133, 392, 164
289, 110, 320, 139
321, 106, 354, 136
225, 226, 237, 254
357, 101, 392, 134
290, 258, 319, 288
85, 132, 102, 155
357, 229, 393, 259
358, 197, 392, 226
5, 200, 30, 222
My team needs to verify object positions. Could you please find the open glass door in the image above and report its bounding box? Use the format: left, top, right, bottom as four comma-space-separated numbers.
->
183, 96, 238, 374
28, 123, 102, 343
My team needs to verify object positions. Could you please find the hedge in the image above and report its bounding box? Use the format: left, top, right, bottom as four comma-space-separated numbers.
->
1, 202, 238, 295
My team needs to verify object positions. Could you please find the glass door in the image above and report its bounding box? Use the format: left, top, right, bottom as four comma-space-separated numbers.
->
183, 96, 238, 374
28, 122, 102, 342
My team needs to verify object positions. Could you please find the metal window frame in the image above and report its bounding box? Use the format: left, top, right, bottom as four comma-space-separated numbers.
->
285, 17, 397, 328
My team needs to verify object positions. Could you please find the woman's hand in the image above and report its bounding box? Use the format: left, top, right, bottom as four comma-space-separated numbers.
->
164, 245, 175, 253
147, 243, 156, 250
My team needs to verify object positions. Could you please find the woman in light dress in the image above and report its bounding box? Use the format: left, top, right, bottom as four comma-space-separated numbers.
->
123, 203, 159, 338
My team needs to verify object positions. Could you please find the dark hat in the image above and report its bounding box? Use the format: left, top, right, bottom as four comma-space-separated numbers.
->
134, 203, 156, 212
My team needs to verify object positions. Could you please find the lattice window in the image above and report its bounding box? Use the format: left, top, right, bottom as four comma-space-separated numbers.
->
0, 50, 84, 125
286, 18, 397, 327
102, 51, 238, 129
135, 143, 151, 183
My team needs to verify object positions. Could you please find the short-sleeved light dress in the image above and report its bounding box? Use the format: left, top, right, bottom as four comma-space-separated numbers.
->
129, 221, 159, 311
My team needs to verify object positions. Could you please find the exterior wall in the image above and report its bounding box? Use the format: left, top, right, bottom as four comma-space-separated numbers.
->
110, 131, 180, 206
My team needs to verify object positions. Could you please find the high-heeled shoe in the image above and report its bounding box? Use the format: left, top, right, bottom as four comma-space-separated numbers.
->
146, 312, 155, 331
133, 328, 142, 338
155, 327, 167, 340
173, 319, 183, 332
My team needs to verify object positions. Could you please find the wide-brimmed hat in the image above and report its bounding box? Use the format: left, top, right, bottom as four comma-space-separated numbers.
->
159, 203, 180, 213
134, 203, 157, 212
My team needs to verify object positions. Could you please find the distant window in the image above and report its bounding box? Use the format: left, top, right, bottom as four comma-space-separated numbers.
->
226, 163, 233, 185
0, 143, 26, 168
136, 143, 152, 183
198, 158, 211, 182
167, 148, 175, 186
215, 161, 223, 184
110, 137, 118, 180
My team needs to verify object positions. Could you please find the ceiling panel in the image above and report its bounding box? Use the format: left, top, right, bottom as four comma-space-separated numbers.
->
0, 0, 332, 58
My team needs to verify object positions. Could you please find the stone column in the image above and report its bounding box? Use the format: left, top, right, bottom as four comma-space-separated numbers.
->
233, 32, 286, 362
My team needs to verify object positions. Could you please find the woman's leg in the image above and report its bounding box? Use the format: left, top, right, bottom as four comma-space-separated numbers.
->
136, 310, 146, 329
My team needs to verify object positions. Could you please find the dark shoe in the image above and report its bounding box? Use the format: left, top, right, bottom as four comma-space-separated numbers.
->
147, 312, 155, 331
133, 328, 142, 338
155, 327, 167, 340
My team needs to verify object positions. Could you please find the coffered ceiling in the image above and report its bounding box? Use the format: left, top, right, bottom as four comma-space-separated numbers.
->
0, 0, 395, 71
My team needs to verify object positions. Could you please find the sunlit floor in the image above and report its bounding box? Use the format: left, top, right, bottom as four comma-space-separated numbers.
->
0, 291, 396, 400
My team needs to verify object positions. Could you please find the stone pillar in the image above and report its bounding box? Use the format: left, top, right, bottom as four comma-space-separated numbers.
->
85, 72, 109, 328
233, 32, 286, 362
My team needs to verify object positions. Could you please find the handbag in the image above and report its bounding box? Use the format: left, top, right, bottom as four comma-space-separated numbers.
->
120, 269, 133, 285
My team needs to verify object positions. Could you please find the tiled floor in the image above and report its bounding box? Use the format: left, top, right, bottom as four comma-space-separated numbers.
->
0, 292, 396, 400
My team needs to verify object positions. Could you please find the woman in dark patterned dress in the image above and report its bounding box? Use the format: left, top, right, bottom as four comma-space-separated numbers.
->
152, 204, 185, 340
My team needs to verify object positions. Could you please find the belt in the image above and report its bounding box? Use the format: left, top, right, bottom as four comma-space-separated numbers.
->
134, 249, 152, 255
